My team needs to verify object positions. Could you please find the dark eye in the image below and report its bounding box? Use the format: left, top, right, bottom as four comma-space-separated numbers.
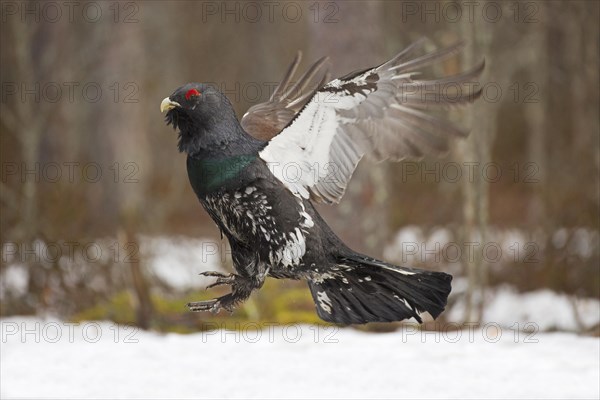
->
185, 88, 201, 100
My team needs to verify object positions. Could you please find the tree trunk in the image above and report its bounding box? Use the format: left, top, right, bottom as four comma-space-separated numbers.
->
458, 2, 496, 322
101, 20, 154, 329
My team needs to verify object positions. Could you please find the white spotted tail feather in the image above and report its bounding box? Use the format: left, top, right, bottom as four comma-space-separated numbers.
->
308, 254, 452, 325
258, 39, 484, 203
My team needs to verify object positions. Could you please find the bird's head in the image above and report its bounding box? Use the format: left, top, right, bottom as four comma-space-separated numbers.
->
160, 83, 240, 155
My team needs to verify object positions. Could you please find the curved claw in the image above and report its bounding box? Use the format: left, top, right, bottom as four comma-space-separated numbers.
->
204, 273, 237, 290
205, 282, 222, 290
205, 280, 228, 290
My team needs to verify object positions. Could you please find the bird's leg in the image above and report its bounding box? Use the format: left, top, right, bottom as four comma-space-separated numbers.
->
187, 295, 235, 313
188, 273, 260, 314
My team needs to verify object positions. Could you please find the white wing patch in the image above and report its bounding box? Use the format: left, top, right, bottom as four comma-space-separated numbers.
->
258, 41, 483, 204
259, 89, 366, 201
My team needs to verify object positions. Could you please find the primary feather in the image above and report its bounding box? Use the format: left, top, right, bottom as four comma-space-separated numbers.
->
259, 40, 483, 203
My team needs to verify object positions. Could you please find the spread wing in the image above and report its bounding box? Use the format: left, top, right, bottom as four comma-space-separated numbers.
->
259, 40, 484, 204
241, 52, 330, 141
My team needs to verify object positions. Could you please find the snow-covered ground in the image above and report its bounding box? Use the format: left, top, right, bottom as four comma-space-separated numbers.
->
1, 317, 599, 399
2, 231, 599, 398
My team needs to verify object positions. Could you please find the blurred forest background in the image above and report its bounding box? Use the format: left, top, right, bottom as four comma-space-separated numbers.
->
1, 0, 598, 333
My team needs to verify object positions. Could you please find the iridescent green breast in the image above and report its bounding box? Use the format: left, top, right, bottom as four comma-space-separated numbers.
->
186, 154, 257, 195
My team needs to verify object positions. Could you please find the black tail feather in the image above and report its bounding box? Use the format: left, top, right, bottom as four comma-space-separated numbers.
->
307, 255, 452, 325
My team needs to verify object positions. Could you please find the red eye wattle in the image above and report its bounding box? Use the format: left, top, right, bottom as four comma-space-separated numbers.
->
185, 88, 201, 100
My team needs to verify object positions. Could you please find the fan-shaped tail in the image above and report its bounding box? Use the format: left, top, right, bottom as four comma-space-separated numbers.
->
307, 254, 451, 325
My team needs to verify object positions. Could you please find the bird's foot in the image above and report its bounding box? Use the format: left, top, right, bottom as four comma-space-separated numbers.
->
203, 273, 237, 290
188, 274, 254, 314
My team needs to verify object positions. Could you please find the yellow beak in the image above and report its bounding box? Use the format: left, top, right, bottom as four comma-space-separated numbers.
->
160, 97, 181, 112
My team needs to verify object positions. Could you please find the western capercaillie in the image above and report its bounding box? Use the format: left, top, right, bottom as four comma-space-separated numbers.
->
160, 39, 483, 324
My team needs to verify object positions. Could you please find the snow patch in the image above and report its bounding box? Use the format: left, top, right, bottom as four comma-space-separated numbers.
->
139, 236, 224, 290
448, 286, 600, 332
1, 317, 598, 399
0, 265, 29, 299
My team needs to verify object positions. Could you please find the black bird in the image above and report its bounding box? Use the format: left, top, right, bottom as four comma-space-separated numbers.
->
160, 40, 483, 324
